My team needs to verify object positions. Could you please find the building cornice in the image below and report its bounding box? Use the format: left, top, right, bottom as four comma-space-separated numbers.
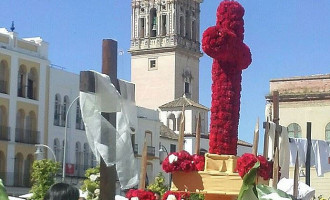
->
270, 74, 330, 82
266, 92, 330, 102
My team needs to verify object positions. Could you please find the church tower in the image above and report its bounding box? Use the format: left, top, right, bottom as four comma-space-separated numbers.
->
129, 0, 203, 109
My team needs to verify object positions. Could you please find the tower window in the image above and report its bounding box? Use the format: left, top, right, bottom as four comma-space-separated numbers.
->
180, 16, 184, 36
183, 69, 192, 97
149, 59, 157, 70
150, 8, 157, 37
161, 15, 167, 36
139, 18, 145, 38
192, 20, 196, 41
186, 11, 191, 39
184, 82, 190, 95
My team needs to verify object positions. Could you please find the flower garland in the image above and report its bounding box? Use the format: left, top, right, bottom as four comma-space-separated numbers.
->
162, 151, 205, 173
202, 0, 252, 155
236, 153, 272, 181
126, 189, 156, 200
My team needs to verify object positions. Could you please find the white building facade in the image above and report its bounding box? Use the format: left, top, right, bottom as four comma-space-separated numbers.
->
0, 28, 49, 195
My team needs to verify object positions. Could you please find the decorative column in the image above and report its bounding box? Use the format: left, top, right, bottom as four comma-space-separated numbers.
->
202, 1, 252, 155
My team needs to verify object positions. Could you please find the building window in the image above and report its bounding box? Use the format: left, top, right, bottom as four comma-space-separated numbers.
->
0, 106, 8, 140
76, 101, 85, 130
83, 143, 89, 170
145, 131, 152, 146
192, 20, 196, 41
288, 123, 302, 138
167, 114, 176, 131
17, 65, 27, 98
176, 113, 185, 132
0, 151, 5, 181
139, 18, 145, 38
62, 96, 69, 127
54, 139, 61, 163
27, 68, 38, 100
180, 16, 184, 36
15, 109, 25, 143
54, 94, 61, 126
0, 60, 8, 94
325, 123, 330, 141
170, 144, 176, 153
184, 82, 190, 94
185, 11, 191, 39
24, 154, 34, 186
161, 14, 167, 36
75, 142, 82, 176
150, 8, 157, 37
14, 153, 23, 186
149, 59, 157, 70
183, 69, 192, 97
27, 111, 38, 144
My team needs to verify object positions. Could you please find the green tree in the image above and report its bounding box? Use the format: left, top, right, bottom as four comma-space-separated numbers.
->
30, 159, 60, 200
0, 178, 9, 200
147, 172, 168, 197
81, 166, 100, 200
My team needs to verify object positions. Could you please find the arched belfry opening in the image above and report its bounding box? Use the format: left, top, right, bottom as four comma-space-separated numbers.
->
150, 8, 157, 37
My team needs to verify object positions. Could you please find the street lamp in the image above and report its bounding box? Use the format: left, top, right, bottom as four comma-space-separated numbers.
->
35, 144, 57, 162
159, 144, 168, 164
62, 96, 80, 182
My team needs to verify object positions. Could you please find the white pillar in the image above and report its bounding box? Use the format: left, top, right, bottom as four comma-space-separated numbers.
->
6, 55, 19, 185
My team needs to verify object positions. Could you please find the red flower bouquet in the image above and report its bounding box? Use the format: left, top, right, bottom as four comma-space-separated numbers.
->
192, 154, 205, 171
126, 189, 156, 200
236, 153, 272, 181
162, 151, 205, 173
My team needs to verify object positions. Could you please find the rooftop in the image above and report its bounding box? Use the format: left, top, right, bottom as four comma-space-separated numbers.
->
159, 96, 209, 110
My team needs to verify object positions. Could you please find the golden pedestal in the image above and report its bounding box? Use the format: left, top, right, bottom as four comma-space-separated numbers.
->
171, 154, 242, 200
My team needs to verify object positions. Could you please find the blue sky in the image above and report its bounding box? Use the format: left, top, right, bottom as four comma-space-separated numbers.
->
1, 1, 329, 152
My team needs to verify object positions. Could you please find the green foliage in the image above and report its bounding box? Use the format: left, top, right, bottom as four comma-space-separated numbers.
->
30, 159, 60, 200
147, 172, 168, 197
190, 193, 205, 200
0, 179, 9, 200
81, 166, 100, 200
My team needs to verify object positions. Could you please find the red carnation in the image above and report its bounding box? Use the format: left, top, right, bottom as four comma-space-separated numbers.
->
126, 189, 156, 200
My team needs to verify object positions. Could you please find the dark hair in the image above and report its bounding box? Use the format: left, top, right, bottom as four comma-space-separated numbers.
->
44, 183, 79, 200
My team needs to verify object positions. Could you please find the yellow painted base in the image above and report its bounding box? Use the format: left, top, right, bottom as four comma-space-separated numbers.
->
171, 154, 243, 199
204, 194, 237, 200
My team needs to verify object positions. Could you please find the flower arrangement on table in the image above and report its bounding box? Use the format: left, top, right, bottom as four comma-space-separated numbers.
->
236, 153, 272, 181
162, 150, 205, 173
236, 153, 292, 200
126, 189, 156, 200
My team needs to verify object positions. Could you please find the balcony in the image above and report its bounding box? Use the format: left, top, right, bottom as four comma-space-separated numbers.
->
15, 128, 39, 144
147, 146, 155, 157
0, 126, 10, 141
0, 80, 7, 94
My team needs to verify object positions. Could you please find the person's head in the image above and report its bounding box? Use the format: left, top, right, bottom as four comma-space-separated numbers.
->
44, 183, 79, 200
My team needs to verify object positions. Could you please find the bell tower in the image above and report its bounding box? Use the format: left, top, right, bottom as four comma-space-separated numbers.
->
129, 0, 203, 109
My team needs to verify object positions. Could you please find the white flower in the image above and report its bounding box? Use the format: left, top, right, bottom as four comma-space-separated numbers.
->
131, 197, 139, 200
94, 189, 100, 195
167, 194, 177, 200
168, 154, 178, 164
90, 174, 98, 182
